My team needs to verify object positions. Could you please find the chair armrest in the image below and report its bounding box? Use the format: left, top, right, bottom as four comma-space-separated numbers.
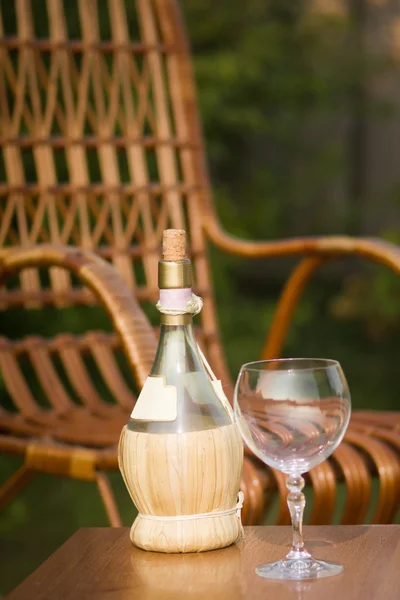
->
205, 220, 400, 274
205, 221, 400, 358
0, 244, 157, 388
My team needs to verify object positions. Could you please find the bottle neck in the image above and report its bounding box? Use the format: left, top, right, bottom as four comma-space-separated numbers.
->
160, 313, 193, 326
150, 318, 202, 379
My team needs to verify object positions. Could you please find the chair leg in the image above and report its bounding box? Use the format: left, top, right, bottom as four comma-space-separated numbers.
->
0, 464, 35, 511
95, 472, 123, 527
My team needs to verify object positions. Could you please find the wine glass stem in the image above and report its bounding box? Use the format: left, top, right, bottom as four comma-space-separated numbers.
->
286, 474, 309, 557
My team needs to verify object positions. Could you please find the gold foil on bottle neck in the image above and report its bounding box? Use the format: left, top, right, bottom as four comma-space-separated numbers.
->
160, 314, 192, 325
158, 259, 192, 289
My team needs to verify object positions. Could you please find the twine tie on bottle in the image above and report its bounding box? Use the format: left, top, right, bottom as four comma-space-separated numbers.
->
156, 291, 203, 316
138, 491, 245, 522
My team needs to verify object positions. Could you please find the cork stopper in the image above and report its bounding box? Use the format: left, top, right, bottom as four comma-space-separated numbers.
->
162, 229, 186, 261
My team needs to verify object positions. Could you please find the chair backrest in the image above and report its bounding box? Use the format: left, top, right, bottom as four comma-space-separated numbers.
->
0, 0, 229, 382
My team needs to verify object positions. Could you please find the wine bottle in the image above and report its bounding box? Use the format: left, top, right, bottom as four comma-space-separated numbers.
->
119, 229, 244, 553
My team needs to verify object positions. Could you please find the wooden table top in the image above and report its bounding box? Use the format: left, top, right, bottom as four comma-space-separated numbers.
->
8, 526, 400, 600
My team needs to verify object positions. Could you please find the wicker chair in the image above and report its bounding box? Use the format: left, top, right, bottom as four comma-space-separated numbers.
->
1, 0, 399, 528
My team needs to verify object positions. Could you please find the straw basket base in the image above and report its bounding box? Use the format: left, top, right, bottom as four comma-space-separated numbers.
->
118, 423, 244, 553
130, 512, 242, 553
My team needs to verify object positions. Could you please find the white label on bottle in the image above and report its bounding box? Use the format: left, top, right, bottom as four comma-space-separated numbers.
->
131, 376, 177, 421
211, 379, 234, 418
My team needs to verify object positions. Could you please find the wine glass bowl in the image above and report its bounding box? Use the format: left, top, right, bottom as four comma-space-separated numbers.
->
234, 358, 351, 580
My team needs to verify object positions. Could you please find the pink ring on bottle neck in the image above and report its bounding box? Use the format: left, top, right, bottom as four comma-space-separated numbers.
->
159, 288, 192, 310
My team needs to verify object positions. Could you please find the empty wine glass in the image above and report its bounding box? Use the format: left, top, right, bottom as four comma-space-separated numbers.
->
234, 358, 351, 580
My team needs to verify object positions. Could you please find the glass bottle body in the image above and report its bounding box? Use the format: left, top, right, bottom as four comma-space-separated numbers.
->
128, 321, 231, 434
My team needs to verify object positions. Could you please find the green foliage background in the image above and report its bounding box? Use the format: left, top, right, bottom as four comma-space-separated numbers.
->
1, 0, 399, 595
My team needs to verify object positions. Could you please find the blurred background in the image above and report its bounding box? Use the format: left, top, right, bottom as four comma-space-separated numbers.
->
1, 0, 400, 595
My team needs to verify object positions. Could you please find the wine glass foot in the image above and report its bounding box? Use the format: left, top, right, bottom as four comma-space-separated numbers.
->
255, 557, 343, 581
